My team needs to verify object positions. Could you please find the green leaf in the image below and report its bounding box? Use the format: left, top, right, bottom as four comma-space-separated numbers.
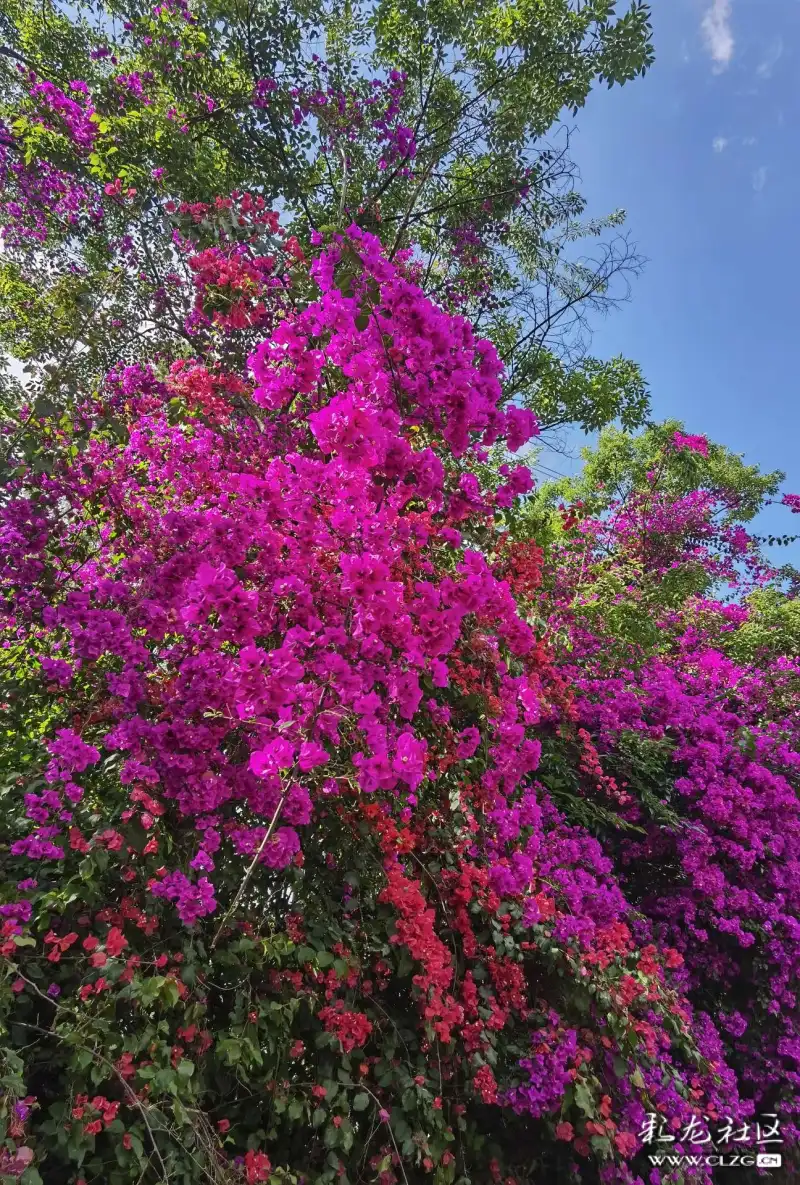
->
574, 1082, 595, 1116
160, 979, 181, 1007
216, 1038, 242, 1064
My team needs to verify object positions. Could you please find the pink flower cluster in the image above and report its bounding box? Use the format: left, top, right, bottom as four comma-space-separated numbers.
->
0, 122, 103, 244
29, 79, 98, 153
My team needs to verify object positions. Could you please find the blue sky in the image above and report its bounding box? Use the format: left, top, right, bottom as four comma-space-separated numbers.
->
538, 0, 800, 551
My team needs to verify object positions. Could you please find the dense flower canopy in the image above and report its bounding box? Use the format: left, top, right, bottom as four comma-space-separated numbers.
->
0, 216, 798, 1185
0, 6, 798, 1182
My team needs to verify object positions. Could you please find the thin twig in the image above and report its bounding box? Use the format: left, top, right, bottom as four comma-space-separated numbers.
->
337, 142, 349, 227
210, 763, 297, 949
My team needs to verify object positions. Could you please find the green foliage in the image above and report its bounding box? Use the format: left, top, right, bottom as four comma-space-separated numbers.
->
540, 420, 782, 521
514, 352, 650, 434
725, 586, 800, 663
0, 0, 654, 443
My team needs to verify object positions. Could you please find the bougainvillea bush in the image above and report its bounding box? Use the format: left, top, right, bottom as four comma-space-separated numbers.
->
1, 206, 800, 1185
2, 7, 800, 1183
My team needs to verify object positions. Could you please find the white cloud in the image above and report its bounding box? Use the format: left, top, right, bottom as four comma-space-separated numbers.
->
752, 166, 767, 192
712, 136, 729, 153
757, 36, 783, 79
702, 0, 735, 71
742, 136, 757, 147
